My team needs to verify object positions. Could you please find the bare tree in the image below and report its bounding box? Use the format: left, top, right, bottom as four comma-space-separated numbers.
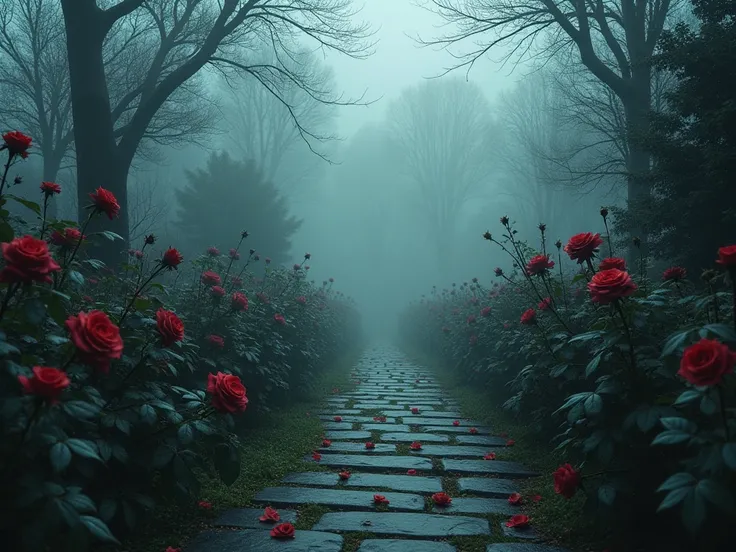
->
419, 0, 676, 246
58, 0, 373, 264
219, 43, 337, 196
387, 78, 496, 271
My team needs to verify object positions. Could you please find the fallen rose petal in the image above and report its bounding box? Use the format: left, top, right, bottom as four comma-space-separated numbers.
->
533, 494, 542, 503
312, 452, 321, 461
452, 420, 460, 426
333, 416, 342, 422
259, 506, 280, 522
483, 452, 496, 460
373, 494, 390, 505
505, 514, 530, 528
339, 471, 351, 480
365, 442, 375, 449
198, 500, 212, 510
270, 522, 295, 539
469, 427, 478, 434
322, 439, 332, 447
506, 439, 515, 446
508, 492, 523, 505
409, 441, 422, 450
407, 469, 417, 475
431, 492, 452, 506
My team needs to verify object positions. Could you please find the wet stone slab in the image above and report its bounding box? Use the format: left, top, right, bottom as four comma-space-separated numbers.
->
497, 524, 542, 541
318, 409, 362, 415
410, 445, 498, 458
318, 442, 396, 454
457, 477, 521, 497
307, 453, 433, 472
442, 459, 539, 478
431, 497, 517, 515
381, 432, 449, 443
319, 415, 397, 423
323, 422, 355, 430
324, 430, 373, 440
214, 507, 297, 528
423, 426, 492, 434
357, 539, 457, 552
312, 511, 492, 537
383, 411, 463, 418
183, 529, 342, 552
456, 435, 510, 446
406, 417, 477, 426
255, 487, 425, 511
361, 423, 412, 432
487, 544, 569, 552
282, 471, 443, 493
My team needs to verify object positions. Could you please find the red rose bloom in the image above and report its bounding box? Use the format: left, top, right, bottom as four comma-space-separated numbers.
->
411, 407, 420, 414
65, 310, 123, 372
3, 130, 32, 156
520, 308, 537, 325
162, 248, 183, 269
526, 254, 555, 276
409, 441, 422, 450
365, 442, 375, 449
506, 439, 515, 446
50, 227, 84, 247
40, 181, 61, 195
156, 308, 184, 346
198, 500, 212, 509
322, 439, 332, 447
334, 416, 342, 422
508, 492, 523, 505
407, 469, 417, 475
228, 248, 240, 260
270, 522, 295, 539
505, 514, 530, 528
432, 492, 452, 506
0, 235, 61, 284
259, 506, 280, 523
453, 420, 460, 426
663, 266, 687, 281
484, 453, 496, 460
231, 292, 248, 311
538, 297, 552, 310
206, 246, 220, 257
201, 270, 221, 286
553, 463, 581, 499
678, 338, 736, 386
599, 257, 626, 271
564, 232, 603, 263
339, 471, 351, 480
716, 245, 736, 267
373, 494, 389, 505
210, 285, 225, 298
469, 427, 478, 434
312, 452, 322, 461
89, 187, 120, 219
274, 313, 286, 325
587, 269, 637, 304
480, 306, 491, 317
207, 334, 224, 348
18, 366, 70, 403
206, 372, 248, 413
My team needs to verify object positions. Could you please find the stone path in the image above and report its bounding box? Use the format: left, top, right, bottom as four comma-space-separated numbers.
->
184, 346, 571, 552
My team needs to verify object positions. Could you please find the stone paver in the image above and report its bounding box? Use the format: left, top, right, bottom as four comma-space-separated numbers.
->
458, 477, 521, 497
324, 430, 372, 440
312, 511, 491, 537
362, 423, 412, 432
255, 486, 425, 511
488, 542, 568, 551
358, 540, 457, 552
308, 453, 433, 471
410, 444, 499, 458
431, 497, 518, 515
318, 442, 396, 454
456, 435, 511, 446
442, 459, 539, 478
282, 472, 443, 493
380, 432, 449, 443
214, 507, 297, 528
184, 529, 342, 551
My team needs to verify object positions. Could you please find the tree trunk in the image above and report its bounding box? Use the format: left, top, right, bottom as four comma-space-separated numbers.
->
60, 0, 129, 266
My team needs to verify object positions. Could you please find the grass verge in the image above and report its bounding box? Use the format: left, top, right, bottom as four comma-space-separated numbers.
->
411, 352, 609, 552
118, 352, 359, 552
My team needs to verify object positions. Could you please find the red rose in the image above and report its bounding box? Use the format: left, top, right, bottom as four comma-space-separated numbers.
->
520, 308, 536, 325
432, 492, 452, 506
717, 245, 736, 267
373, 494, 389, 505
526, 254, 555, 276
469, 427, 478, 434
206, 246, 220, 257
312, 452, 322, 461
411, 407, 420, 414
564, 232, 603, 263
339, 471, 351, 480
333, 416, 342, 422
508, 492, 523, 505
156, 308, 184, 346
210, 285, 225, 298
270, 522, 295, 539
89, 187, 120, 219
322, 439, 332, 447
40, 181, 61, 195
66, 310, 123, 372
587, 269, 637, 304
538, 297, 552, 310
407, 469, 417, 475
198, 500, 212, 509
274, 313, 286, 325
453, 420, 460, 426
207, 334, 224, 348
365, 442, 375, 449
506, 439, 515, 446
409, 441, 422, 450
201, 271, 221, 286
678, 338, 735, 386
484, 453, 496, 460
162, 248, 183, 269
663, 266, 687, 281
480, 306, 491, 317
0, 235, 60, 284
206, 372, 248, 413
50, 227, 84, 247
228, 248, 240, 260
599, 257, 626, 271
505, 514, 530, 528
259, 506, 280, 522
231, 292, 248, 311
18, 366, 70, 403
3, 130, 32, 156
553, 463, 581, 499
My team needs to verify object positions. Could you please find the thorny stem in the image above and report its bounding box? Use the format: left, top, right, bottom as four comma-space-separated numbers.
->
118, 265, 165, 325
57, 210, 95, 289
39, 195, 50, 240
603, 217, 614, 257
0, 153, 12, 198
614, 300, 637, 373
557, 249, 568, 310
102, 345, 150, 410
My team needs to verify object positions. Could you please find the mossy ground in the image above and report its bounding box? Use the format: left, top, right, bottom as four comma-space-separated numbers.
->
118, 353, 358, 552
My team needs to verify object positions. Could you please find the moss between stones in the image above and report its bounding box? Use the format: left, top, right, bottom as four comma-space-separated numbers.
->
117, 351, 360, 552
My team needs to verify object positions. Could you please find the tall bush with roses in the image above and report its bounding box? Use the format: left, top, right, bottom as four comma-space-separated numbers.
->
0, 129, 361, 551
400, 212, 736, 549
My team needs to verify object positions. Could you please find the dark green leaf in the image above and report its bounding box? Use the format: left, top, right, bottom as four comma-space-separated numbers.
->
67, 439, 101, 461
98, 498, 118, 522
700, 324, 736, 343
657, 487, 691, 511
139, 404, 156, 424
584, 393, 603, 416
79, 515, 120, 544
0, 219, 14, 242
152, 445, 175, 469
696, 479, 735, 513
585, 353, 603, 378
661, 417, 696, 433
54, 497, 80, 526
700, 394, 718, 416
50, 442, 72, 473
682, 488, 706, 534
65, 493, 96, 514
68, 271, 85, 286
7, 194, 41, 215
658, 472, 696, 492
177, 424, 193, 445
652, 430, 690, 446
63, 401, 100, 420
661, 330, 693, 357
673, 389, 701, 406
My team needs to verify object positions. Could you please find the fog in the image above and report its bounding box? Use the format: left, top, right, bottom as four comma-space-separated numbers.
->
1, 0, 631, 339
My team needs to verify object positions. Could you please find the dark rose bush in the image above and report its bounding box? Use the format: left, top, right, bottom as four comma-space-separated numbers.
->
0, 129, 360, 551
401, 213, 736, 547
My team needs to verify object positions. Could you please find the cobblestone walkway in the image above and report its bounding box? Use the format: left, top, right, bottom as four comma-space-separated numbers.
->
184, 346, 571, 552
